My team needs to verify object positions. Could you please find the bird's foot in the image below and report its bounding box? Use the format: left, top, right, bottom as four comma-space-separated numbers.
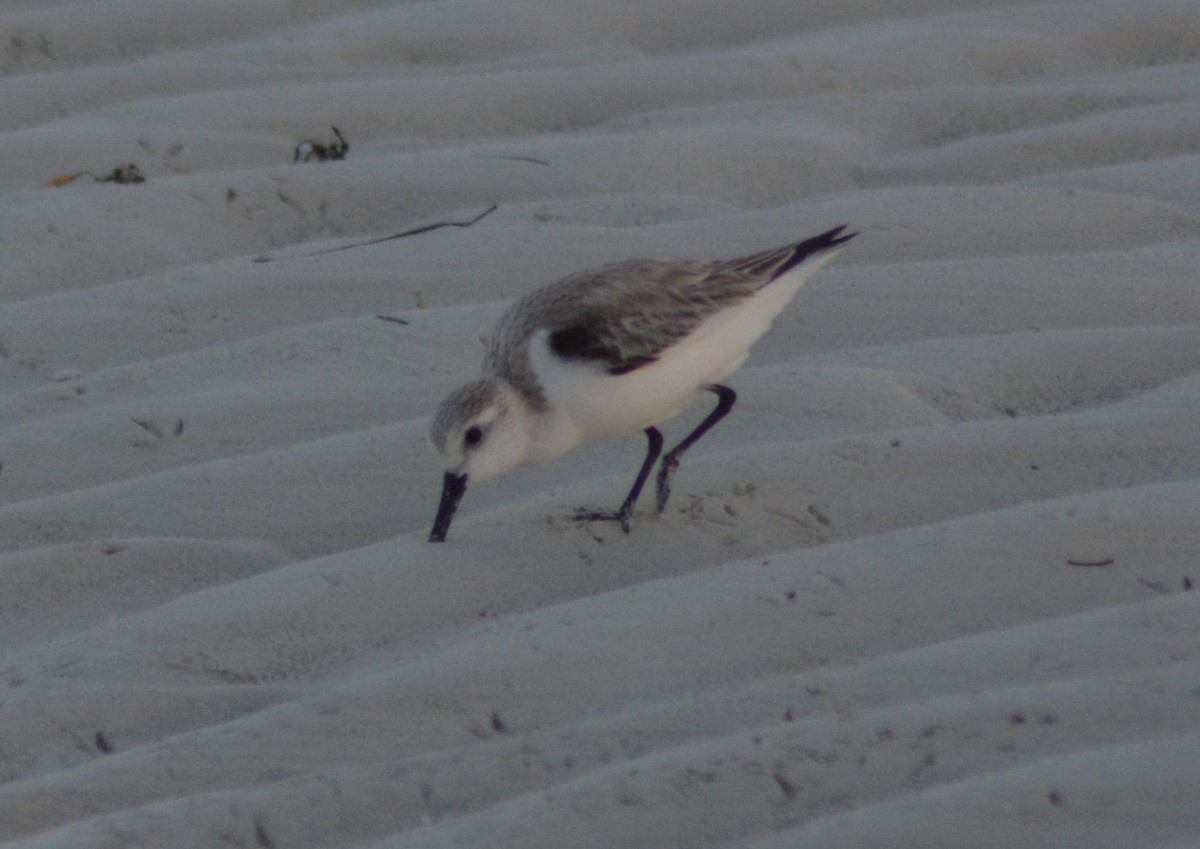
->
572, 507, 633, 535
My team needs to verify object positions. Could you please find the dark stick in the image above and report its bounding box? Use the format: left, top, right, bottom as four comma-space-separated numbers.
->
254, 204, 498, 263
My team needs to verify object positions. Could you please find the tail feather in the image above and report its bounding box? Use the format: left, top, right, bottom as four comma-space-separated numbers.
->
722, 225, 857, 281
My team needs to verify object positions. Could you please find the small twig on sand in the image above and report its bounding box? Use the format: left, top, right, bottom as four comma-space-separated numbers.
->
1066, 557, 1114, 567
294, 126, 349, 163
484, 154, 550, 166
254, 204, 498, 263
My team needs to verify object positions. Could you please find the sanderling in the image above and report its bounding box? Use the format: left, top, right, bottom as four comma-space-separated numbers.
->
427, 225, 857, 542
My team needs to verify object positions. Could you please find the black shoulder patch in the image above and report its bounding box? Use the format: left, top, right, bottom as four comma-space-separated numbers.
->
549, 323, 656, 375
548, 324, 599, 360
607, 356, 656, 376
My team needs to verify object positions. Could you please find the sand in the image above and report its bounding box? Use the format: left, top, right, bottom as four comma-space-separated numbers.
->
1, 0, 1198, 846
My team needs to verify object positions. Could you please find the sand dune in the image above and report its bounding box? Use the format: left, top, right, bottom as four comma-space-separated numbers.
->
1, 0, 1198, 846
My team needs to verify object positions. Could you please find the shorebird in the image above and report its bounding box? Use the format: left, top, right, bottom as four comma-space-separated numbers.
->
427, 225, 856, 542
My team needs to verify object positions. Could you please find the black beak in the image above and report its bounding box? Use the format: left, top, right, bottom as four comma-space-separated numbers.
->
428, 471, 468, 542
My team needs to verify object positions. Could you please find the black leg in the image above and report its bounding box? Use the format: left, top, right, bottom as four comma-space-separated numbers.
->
655, 384, 737, 513
574, 426, 664, 533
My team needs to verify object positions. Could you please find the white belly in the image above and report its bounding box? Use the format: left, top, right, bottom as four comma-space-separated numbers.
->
527, 272, 806, 446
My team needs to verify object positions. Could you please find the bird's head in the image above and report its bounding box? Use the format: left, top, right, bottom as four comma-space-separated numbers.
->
427, 378, 530, 541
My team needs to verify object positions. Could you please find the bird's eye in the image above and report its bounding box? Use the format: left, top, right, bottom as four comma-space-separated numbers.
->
464, 426, 484, 447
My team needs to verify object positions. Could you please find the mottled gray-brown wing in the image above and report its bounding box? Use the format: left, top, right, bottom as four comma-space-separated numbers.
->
490, 226, 854, 378
544, 257, 771, 375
